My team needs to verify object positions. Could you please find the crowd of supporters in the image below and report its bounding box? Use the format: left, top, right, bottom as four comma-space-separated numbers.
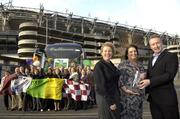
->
0, 64, 96, 112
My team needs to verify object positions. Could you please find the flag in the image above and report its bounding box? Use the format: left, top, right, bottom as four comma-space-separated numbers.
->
11, 76, 32, 94
27, 78, 64, 100
0, 74, 18, 95
63, 79, 90, 101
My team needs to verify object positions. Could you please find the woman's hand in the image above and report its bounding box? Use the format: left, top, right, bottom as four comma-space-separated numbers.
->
125, 89, 140, 95
110, 104, 117, 111
121, 86, 139, 95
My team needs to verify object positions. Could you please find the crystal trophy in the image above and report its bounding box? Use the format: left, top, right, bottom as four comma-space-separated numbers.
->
132, 71, 140, 87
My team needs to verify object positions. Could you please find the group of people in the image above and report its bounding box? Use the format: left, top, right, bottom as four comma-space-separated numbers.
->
94, 34, 180, 119
0, 34, 179, 119
0, 64, 96, 112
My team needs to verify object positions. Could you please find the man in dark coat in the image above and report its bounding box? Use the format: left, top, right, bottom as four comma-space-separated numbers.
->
138, 34, 180, 119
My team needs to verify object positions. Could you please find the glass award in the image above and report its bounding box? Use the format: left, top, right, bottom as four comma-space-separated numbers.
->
132, 71, 140, 87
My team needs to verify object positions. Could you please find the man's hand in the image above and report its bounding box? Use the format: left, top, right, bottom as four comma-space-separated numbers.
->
139, 72, 146, 80
138, 79, 150, 89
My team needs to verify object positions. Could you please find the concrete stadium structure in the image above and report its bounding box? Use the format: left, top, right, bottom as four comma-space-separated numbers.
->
0, 2, 179, 75
167, 37, 180, 57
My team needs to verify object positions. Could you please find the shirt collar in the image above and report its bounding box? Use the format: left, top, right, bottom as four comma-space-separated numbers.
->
153, 49, 164, 57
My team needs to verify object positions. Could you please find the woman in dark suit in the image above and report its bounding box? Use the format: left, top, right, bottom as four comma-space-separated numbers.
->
94, 42, 121, 119
138, 34, 180, 119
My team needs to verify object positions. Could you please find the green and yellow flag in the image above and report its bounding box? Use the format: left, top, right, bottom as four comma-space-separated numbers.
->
27, 78, 64, 100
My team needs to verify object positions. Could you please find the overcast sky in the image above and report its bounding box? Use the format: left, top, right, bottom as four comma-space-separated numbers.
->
2, 0, 180, 36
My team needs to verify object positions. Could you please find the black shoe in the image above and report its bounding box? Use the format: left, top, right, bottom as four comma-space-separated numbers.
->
18, 108, 22, 111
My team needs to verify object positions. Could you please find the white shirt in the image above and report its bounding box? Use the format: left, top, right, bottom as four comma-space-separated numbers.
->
152, 49, 164, 66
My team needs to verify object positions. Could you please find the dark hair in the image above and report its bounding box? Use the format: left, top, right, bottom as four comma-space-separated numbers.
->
125, 45, 139, 60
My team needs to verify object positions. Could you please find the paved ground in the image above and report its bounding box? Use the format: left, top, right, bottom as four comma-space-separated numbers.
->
0, 82, 180, 119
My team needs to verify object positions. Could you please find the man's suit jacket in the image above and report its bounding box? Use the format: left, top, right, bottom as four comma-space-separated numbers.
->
146, 49, 179, 105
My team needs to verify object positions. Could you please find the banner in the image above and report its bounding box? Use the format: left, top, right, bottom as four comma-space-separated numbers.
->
27, 78, 64, 100
83, 60, 92, 67
45, 43, 82, 59
54, 58, 69, 68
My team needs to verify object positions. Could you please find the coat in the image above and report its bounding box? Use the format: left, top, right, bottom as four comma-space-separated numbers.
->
146, 49, 179, 105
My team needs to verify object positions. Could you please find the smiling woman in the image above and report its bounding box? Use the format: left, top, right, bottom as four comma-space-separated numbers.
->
94, 42, 121, 119
100, 42, 115, 62
118, 44, 146, 119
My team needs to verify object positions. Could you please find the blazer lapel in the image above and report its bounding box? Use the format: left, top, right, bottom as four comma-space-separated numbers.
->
152, 49, 167, 69
149, 56, 154, 69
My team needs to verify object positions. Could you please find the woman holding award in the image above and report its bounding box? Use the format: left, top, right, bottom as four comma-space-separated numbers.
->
118, 45, 146, 119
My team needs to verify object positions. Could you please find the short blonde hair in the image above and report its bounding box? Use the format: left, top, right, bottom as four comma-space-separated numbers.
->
100, 42, 115, 56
